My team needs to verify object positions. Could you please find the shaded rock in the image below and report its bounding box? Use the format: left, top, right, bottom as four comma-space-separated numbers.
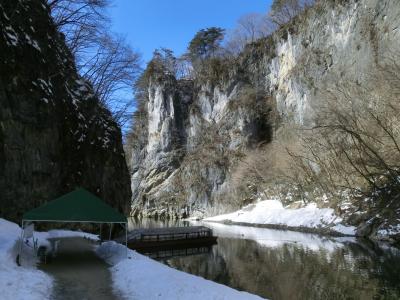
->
0, 0, 131, 222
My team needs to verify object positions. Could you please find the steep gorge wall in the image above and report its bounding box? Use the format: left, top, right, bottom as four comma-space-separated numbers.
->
130, 72, 272, 218
268, 0, 398, 126
128, 0, 400, 219
0, 0, 131, 221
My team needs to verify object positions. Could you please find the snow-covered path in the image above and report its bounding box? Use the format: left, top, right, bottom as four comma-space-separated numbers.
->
0, 219, 263, 300
40, 237, 118, 300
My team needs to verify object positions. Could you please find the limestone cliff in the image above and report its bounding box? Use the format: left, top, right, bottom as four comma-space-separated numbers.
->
0, 0, 131, 221
127, 0, 400, 228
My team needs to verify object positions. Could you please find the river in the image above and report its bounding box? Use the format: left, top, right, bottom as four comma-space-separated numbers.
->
129, 218, 400, 300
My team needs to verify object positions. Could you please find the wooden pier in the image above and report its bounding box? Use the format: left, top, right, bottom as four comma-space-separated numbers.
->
120, 226, 217, 252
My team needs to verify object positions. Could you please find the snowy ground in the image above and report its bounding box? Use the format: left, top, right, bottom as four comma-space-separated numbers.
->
96, 241, 264, 300
0, 218, 99, 300
0, 218, 263, 300
0, 219, 52, 300
204, 199, 356, 235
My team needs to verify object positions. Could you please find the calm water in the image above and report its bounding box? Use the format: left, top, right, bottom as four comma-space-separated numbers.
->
129, 218, 400, 300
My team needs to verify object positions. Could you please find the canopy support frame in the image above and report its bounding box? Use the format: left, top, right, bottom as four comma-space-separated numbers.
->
16, 220, 25, 266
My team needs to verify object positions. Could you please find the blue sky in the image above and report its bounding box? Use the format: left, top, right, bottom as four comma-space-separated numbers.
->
109, 0, 272, 64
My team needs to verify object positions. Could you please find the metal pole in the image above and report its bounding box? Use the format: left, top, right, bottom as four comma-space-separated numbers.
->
100, 223, 102, 243
125, 223, 128, 258
109, 223, 112, 241
17, 220, 25, 266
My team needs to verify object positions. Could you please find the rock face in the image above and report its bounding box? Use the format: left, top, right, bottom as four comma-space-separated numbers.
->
0, 0, 131, 222
130, 70, 272, 218
128, 0, 400, 221
267, 0, 399, 126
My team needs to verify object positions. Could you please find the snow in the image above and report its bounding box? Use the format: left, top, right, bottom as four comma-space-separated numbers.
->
5, 25, 18, 46
377, 224, 400, 237
24, 33, 41, 51
0, 219, 99, 300
2, 9, 10, 21
97, 241, 264, 300
0, 219, 53, 300
33, 229, 99, 248
1, 219, 262, 299
205, 199, 356, 235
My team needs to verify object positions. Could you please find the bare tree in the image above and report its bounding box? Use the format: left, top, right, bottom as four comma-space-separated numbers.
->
79, 34, 141, 125
237, 13, 272, 42
47, 0, 141, 126
269, 0, 314, 26
47, 0, 108, 54
225, 13, 273, 55
285, 55, 400, 202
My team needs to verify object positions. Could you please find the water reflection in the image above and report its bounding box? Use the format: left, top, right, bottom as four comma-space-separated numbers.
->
129, 218, 400, 300
142, 246, 212, 260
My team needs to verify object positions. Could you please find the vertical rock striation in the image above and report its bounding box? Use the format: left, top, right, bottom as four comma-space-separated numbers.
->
130, 69, 273, 218
128, 0, 400, 220
0, 0, 131, 222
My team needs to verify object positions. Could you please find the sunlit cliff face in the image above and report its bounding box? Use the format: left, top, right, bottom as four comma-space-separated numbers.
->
128, 0, 400, 221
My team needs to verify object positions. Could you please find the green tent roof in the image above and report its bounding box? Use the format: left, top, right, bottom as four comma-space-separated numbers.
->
23, 188, 127, 223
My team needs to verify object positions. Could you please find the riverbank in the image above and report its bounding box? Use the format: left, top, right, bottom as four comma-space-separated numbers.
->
0, 218, 263, 300
168, 220, 400, 299
204, 199, 357, 236
96, 241, 263, 300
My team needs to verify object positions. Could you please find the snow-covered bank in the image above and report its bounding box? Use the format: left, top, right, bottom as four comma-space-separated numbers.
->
198, 221, 355, 253
204, 200, 356, 236
1, 218, 263, 300
97, 241, 264, 300
0, 218, 99, 300
0, 219, 53, 300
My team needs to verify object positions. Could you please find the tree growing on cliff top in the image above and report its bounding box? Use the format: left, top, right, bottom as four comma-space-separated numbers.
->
225, 13, 274, 55
188, 27, 225, 63
269, 0, 315, 26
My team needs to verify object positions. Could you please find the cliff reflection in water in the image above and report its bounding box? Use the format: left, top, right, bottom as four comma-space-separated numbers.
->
163, 223, 400, 300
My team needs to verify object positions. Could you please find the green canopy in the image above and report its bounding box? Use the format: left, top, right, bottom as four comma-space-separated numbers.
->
23, 188, 127, 223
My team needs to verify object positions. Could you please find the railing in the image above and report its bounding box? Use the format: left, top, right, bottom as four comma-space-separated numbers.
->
138, 230, 211, 242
